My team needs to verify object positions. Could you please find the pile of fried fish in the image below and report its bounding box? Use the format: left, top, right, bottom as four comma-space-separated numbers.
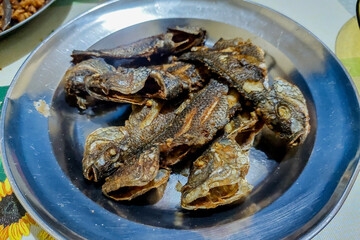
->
63, 27, 310, 210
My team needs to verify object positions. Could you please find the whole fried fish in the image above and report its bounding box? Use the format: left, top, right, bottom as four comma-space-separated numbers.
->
63, 59, 115, 109
95, 79, 234, 201
72, 26, 206, 63
82, 100, 178, 182
181, 112, 262, 210
180, 39, 310, 146
85, 62, 204, 105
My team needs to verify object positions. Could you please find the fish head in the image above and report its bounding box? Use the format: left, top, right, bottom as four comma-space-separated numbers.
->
82, 127, 127, 182
64, 59, 115, 109
270, 78, 310, 146
102, 146, 161, 201
84, 73, 110, 96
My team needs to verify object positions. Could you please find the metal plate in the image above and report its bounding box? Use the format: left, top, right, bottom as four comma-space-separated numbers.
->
0, 0, 55, 38
1, 0, 360, 239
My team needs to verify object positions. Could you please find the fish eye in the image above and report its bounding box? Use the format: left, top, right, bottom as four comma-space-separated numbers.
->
107, 147, 118, 158
277, 104, 291, 120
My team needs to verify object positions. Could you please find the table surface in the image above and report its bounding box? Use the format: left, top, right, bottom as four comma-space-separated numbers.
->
0, 0, 359, 239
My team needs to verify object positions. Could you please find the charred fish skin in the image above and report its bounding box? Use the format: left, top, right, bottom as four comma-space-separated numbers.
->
82, 100, 178, 182
257, 77, 310, 146
84, 66, 152, 105
72, 34, 167, 63
179, 37, 269, 101
103, 168, 171, 201
71, 27, 206, 63
179, 50, 268, 101
212, 38, 265, 63
166, 26, 206, 53
181, 113, 261, 210
101, 146, 161, 200
155, 79, 231, 166
154, 61, 206, 92
180, 39, 310, 146
63, 59, 115, 109
82, 126, 127, 182
86, 66, 152, 96
181, 138, 253, 210
84, 62, 204, 105
100, 79, 231, 200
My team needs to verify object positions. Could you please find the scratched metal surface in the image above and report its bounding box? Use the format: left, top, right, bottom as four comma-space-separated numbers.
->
1, 0, 360, 239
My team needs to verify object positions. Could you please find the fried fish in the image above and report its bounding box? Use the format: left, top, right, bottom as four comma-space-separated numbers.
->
63, 59, 115, 109
179, 39, 310, 146
179, 40, 268, 102
92, 79, 233, 200
72, 26, 206, 63
82, 100, 178, 182
256, 77, 310, 146
76, 30, 311, 207
181, 112, 262, 210
154, 79, 232, 166
213, 38, 266, 63
85, 62, 204, 105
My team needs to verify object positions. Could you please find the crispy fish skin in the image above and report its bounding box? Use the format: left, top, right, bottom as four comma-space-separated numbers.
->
180, 39, 310, 146
85, 62, 204, 105
179, 50, 268, 101
101, 146, 160, 200
155, 79, 231, 166
103, 168, 171, 201
71, 27, 206, 63
256, 77, 310, 146
63, 59, 115, 109
99, 79, 231, 200
213, 38, 265, 62
181, 112, 261, 210
82, 100, 178, 181
87, 78, 230, 182
85, 66, 152, 105
82, 126, 127, 182
153, 61, 205, 92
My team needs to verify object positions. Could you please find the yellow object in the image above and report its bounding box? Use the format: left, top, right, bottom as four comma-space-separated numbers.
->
0, 213, 34, 240
0, 178, 38, 240
0, 179, 13, 201
37, 229, 56, 240
335, 17, 360, 90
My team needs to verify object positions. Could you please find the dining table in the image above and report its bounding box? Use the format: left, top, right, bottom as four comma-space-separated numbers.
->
0, 0, 359, 239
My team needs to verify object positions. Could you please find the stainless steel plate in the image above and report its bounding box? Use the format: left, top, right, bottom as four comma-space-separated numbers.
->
1, 0, 360, 239
0, 0, 55, 38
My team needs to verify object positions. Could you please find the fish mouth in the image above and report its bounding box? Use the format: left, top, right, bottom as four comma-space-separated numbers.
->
83, 165, 100, 182
85, 75, 108, 95
288, 131, 308, 147
83, 158, 123, 182
84, 163, 122, 182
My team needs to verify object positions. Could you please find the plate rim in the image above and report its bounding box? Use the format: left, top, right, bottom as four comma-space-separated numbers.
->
1, 0, 360, 239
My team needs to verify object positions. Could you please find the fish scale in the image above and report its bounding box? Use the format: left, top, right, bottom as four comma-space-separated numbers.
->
71, 27, 206, 63
181, 112, 262, 210
89, 79, 233, 200
154, 79, 230, 165
179, 39, 310, 146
